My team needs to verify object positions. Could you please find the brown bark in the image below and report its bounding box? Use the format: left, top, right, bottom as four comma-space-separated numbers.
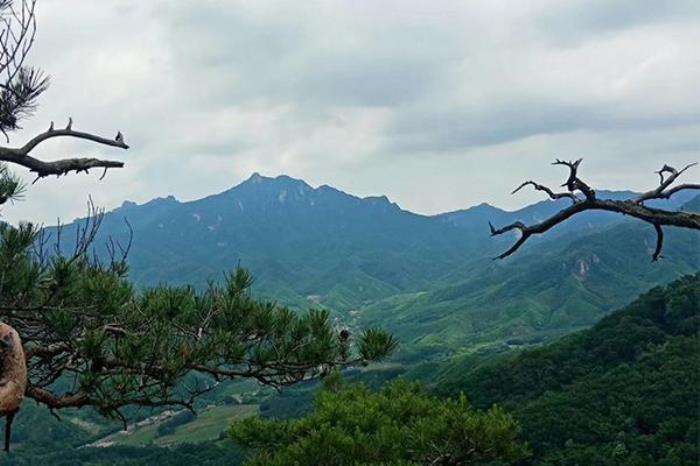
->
0, 322, 27, 452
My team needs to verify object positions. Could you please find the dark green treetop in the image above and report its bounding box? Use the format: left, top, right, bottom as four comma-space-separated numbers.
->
231, 375, 529, 465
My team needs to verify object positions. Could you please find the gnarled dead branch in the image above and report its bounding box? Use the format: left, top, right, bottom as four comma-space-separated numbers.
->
0, 118, 128, 181
0, 0, 128, 181
490, 159, 700, 260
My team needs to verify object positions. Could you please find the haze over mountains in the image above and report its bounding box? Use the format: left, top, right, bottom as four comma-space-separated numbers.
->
49, 173, 700, 357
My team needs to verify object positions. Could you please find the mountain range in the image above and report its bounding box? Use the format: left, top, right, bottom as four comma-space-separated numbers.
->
48, 173, 700, 357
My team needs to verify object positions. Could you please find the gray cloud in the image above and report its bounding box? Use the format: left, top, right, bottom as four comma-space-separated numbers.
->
386, 98, 700, 153
533, 0, 700, 45
2, 0, 699, 225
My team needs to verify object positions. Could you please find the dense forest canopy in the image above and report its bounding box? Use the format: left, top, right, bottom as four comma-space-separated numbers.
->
436, 274, 700, 465
225, 275, 699, 466
231, 375, 530, 465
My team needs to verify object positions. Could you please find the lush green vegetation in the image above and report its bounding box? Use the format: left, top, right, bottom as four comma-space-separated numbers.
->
5, 169, 697, 463
55, 175, 694, 314
6, 189, 697, 464
4, 442, 246, 466
360, 220, 699, 360
436, 274, 700, 465
0, 210, 395, 460
1, 218, 396, 408
223, 274, 699, 466
1, 1, 698, 462
231, 375, 529, 465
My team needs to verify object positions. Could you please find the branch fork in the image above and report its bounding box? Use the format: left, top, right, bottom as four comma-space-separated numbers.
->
490, 159, 699, 260
0, 117, 128, 180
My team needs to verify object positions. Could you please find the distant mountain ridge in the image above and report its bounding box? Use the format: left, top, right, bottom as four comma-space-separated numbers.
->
116, 173, 401, 215
64, 173, 488, 310
113, 173, 695, 226
46, 173, 700, 357
110, 173, 696, 253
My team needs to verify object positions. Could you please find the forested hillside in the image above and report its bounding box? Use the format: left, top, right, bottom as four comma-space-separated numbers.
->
361, 214, 699, 359
56, 173, 486, 310
436, 274, 700, 465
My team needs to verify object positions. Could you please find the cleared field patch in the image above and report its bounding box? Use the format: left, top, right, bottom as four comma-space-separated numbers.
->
109, 404, 258, 447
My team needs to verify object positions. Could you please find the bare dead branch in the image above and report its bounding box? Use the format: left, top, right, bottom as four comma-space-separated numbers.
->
552, 158, 595, 199
512, 180, 578, 202
105, 217, 133, 265
0, 119, 128, 179
0, 1, 37, 85
636, 163, 698, 203
663, 183, 700, 201
490, 159, 700, 259
652, 224, 663, 262
488, 220, 526, 236
19, 121, 129, 153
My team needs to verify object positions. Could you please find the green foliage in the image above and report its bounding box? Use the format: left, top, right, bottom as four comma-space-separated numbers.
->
436, 274, 700, 465
231, 378, 529, 465
358, 328, 398, 361
0, 220, 396, 427
5, 164, 698, 462
361, 219, 699, 358
0, 162, 24, 205
4, 441, 246, 466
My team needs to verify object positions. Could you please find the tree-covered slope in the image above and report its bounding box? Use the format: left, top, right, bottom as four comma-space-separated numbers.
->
358, 213, 700, 359
435, 274, 700, 465
48, 174, 495, 311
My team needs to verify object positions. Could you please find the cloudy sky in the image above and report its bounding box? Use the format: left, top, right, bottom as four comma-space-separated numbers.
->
4, 0, 700, 224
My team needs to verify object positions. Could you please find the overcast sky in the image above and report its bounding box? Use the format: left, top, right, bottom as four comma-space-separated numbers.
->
3, 0, 699, 225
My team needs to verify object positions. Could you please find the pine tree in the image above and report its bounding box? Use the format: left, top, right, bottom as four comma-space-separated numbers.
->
0, 0, 396, 451
231, 376, 530, 465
